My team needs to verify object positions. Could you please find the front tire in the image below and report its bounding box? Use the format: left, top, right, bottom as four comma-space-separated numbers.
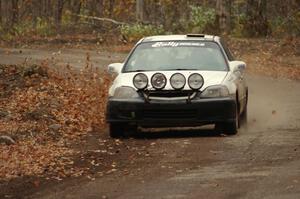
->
109, 123, 137, 138
225, 103, 239, 135
109, 123, 125, 138
215, 103, 239, 135
223, 120, 238, 135
240, 105, 247, 126
240, 91, 248, 127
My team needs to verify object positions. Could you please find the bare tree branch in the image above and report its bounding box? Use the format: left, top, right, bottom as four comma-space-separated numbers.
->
72, 14, 127, 25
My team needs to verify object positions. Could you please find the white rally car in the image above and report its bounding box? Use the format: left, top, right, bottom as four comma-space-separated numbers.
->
106, 34, 248, 137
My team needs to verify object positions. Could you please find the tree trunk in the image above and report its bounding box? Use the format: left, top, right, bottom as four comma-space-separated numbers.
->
162, 0, 184, 30
144, 0, 159, 24
71, 0, 82, 22
216, 0, 231, 35
45, 0, 52, 20
55, 0, 64, 30
31, 0, 42, 27
136, 0, 144, 22
226, 0, 232, 33
245, 0, 269, 36
97, 0, 104, 17
0, 0, 2, 25
108, 0, 115, 17
11, 0, 19, 28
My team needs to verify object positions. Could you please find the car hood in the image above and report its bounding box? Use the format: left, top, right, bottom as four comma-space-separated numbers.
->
112, 70, 229, 91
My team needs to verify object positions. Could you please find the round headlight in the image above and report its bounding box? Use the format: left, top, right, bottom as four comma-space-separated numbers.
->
170, 73, 186, 90
151, 73, 167, 90
133, 73, 148, 90
188, 73, 204, 90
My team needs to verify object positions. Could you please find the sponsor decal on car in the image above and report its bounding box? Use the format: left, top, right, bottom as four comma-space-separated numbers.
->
151, 42, 206, 48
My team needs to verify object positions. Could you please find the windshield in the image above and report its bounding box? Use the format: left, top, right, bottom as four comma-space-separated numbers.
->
124, 41, 228, 72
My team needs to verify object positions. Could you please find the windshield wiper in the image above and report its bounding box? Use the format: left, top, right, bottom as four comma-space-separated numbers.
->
126, 69, 149, 72
126, 68, 199, 72
166, 68, 199, 71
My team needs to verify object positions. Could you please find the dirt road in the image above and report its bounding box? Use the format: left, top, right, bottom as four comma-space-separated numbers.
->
1, 48, 300, 199
0, 47, 125, 69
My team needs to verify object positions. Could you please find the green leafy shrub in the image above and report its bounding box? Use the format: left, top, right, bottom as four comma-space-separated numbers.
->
0, 26, 13, 41
35, 18, 54, 36
189, 6, 216, 33
231, 13, 247, 37
121, 24, 165, 42
270, 12, 300, 36
0, 18, 54, 41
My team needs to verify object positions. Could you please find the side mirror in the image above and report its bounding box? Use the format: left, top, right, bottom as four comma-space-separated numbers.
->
229, 61, 246, 72
108, 63, 123, 75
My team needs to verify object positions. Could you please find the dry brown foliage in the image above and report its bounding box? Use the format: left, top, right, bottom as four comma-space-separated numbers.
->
228, 38, 300, 81
0, 63, 111, 179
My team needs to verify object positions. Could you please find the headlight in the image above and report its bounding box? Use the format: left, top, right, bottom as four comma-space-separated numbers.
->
133, 73, 148, 90
200, 85, 229, 98
170, 73, 186, 90
113, 86, 139, 99
188, 73, 204, 90
151, 73, 167, 90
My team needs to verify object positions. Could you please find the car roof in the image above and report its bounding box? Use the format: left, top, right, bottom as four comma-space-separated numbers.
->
140, 34, 220, 43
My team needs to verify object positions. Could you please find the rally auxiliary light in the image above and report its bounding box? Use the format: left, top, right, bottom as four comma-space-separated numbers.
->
151, 73, 167, 90
188, 73, 204, 90
133, 73, 148, 90
170, 73, 186, 90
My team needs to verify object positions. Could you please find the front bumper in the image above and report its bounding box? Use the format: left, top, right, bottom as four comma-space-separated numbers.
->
106, 98, 236, 128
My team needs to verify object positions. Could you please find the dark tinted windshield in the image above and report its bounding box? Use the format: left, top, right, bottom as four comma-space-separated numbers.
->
124, 41, 227, 72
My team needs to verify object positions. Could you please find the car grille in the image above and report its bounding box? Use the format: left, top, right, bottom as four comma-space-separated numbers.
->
143, 109, 197, 119
146, 90, 195, 98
